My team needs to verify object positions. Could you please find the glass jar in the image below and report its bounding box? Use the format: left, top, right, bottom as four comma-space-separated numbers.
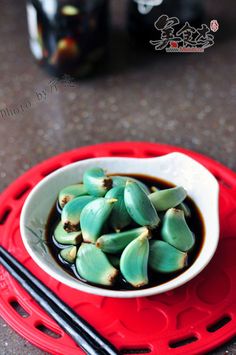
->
26, 0, 109, 78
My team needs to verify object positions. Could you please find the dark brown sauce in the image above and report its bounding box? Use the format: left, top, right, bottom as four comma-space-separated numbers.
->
45, 174, 205, 291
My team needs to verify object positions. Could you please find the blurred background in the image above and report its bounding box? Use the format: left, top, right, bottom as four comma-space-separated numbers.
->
0, 0, 235, 354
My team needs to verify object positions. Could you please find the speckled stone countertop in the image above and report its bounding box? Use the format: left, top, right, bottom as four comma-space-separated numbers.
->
0, 0, 236, 354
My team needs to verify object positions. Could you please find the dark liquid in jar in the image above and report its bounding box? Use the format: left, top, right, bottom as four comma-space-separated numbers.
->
45, 174, 205, 290
27, 0, 109, 78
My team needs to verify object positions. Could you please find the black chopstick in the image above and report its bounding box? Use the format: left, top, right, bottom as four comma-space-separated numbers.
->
0, 255, 100, 355
0, 246, 120, 355
0, 247, 109, 352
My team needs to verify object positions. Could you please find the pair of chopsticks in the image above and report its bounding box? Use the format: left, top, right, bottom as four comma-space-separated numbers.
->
0, 246, 120, 355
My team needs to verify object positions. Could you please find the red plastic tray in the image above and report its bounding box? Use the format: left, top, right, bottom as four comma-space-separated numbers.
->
1, 142, 236, 355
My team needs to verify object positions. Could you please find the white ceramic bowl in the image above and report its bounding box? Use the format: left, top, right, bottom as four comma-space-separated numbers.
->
20, 153, 219, 298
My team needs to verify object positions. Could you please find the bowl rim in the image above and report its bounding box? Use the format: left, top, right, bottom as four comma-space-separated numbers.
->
20, 152, 220, 298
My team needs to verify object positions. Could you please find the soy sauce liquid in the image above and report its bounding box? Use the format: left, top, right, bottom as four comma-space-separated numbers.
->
46, 174, 205, 290
26, 0, 109, 78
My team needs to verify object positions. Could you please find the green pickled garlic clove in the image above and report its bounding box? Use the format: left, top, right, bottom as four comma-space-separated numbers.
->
161, 208, 195, 252
83, 167, 112, 197
124, 181, 160, 229
58, 183, 88, 208
177, 202, 191, 218
60, 246, 77, 263
96, 227, 150, 254
105, 185, 132, 231
112, 175, 150, 194
80, 198, 117, 243
120, 232, 149, 288
54, 221, 82, 245
61, 196, 96, 232
149, 240, 187, 273
149, 186, 187, 211
76, 243, 118, 286
150, 186, 190, 218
